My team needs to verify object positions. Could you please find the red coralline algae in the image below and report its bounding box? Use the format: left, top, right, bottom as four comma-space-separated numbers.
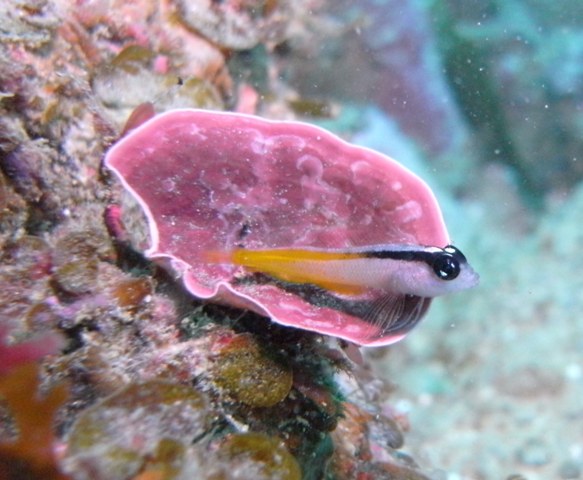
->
104, 109, 452, 346
0, 363, 71, 480
0, 323, 69, 479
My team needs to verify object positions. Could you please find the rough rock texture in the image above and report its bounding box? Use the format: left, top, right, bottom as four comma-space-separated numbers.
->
278, 0, 473, 177
0, 1, 437, 479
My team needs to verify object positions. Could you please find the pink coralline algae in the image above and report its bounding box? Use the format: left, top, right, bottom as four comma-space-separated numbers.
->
104, 109, 468, 346
0, 323, 64, 376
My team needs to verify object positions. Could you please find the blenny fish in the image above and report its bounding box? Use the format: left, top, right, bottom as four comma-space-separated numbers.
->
206, 244, 478, 337
208, 244, 478, 298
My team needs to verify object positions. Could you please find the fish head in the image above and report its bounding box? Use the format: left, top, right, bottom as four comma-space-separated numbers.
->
392, 245, 479, 297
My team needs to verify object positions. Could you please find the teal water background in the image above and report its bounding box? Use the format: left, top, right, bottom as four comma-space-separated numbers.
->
320, 1, 583, 478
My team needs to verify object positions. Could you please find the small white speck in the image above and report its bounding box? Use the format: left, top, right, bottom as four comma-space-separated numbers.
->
418, 393, 434, 406
394, 399, 412, 413
565, 363, 581, 380
446, 473, 463, 480
570, 444, 583, 459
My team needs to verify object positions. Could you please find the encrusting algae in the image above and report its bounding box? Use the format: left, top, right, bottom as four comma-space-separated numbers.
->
211, 333, 293, 408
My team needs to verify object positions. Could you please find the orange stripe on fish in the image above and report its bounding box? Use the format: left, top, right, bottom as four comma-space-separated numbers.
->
207, 248, 368, 295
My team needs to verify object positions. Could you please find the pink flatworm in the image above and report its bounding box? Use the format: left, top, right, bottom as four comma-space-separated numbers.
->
104, 109, 453, 346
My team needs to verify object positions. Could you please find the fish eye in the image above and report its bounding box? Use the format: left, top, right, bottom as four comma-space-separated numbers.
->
432, 253, 460, 280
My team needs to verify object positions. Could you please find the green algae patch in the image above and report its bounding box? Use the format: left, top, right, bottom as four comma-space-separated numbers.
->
63, 381, 211, 480
217, 433, 301, 480
212, 333, 293, 407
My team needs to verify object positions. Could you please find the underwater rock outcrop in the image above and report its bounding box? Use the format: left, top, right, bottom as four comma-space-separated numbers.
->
0, 1, 442, 479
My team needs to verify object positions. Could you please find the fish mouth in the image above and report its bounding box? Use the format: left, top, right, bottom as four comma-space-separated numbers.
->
466, 268, 480, 288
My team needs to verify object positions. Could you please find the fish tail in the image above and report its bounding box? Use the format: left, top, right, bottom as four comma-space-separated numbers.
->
203, 248, 278, 267
203, 249, 234, 264
230, 249, 274, 269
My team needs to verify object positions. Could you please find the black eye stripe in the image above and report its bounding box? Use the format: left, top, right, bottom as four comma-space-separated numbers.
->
364, 250, 436, 261
444, 245, 467, 262
364, 244, 465, 281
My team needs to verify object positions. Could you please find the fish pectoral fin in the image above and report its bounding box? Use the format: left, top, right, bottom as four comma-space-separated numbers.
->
363, 292, 432, 336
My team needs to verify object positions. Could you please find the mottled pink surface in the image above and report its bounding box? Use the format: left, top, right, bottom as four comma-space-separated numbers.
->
104, 109, 449, 346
